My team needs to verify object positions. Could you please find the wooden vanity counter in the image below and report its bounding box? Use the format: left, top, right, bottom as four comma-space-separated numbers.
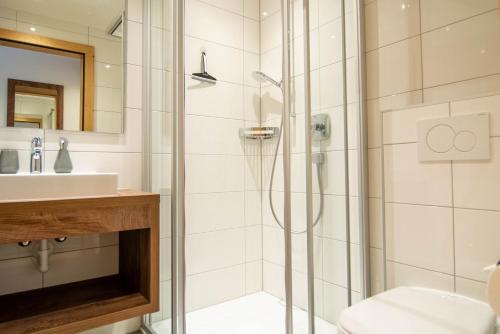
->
0, 189, 160, 334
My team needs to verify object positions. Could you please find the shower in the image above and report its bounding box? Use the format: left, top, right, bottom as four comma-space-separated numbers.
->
253, 70, 325, 234
253, 70, 282, 88
150, 0, 368, 332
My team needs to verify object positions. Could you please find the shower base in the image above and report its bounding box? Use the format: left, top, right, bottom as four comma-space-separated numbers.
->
152, 292, 337, 334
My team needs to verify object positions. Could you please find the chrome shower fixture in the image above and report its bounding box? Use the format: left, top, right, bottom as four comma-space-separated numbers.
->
192, 51, 217, 84
253, 71, 282, 89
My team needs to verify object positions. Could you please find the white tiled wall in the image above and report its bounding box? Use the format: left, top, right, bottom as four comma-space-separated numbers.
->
0, 0, 144, 332
0, 6, 123, 133
365, 0, 500, 301
379, 94, 500, 302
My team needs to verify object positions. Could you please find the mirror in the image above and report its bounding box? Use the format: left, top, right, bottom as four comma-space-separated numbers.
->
8, 79, 63, 129
0, 0, 125, 134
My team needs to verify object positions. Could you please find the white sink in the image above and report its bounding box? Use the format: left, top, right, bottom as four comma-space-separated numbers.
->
0, 173, 118, 202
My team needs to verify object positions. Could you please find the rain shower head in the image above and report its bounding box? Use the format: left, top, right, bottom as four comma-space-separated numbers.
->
253, 71, 282, 88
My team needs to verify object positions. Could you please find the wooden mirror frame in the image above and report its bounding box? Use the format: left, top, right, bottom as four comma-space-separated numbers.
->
0, 28, 95, 131
7, 79, 64, 129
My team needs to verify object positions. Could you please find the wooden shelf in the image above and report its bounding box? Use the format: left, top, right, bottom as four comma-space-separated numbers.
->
0, 190, 160, 334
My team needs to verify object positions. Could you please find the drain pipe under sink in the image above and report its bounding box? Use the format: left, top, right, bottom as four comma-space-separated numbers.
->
35, 240, 53, 273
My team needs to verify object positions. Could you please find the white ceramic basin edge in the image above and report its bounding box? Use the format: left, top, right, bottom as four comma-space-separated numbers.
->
0, 172, 118, 202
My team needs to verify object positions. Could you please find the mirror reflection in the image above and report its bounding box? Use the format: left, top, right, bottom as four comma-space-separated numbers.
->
0, 0, 125, 134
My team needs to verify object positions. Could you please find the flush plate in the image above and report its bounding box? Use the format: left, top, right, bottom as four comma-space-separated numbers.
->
417, 113, 490, 162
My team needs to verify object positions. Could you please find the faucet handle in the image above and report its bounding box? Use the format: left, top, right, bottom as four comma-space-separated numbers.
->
59, 137, 68, 150
31, 137, 42, 149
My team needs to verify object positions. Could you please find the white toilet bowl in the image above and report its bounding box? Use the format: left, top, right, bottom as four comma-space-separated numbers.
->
337, 287, 497, 334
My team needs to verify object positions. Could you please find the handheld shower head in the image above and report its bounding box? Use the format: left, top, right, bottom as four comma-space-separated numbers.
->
253, 71, 282, 88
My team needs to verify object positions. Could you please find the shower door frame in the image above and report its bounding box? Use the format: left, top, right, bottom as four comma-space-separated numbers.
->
161, 0, 371, 333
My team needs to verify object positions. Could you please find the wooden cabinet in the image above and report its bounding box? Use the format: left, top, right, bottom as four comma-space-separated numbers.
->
0, 190, 160, 333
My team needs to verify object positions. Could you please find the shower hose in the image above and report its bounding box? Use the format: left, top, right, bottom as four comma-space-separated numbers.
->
268, 114, 324, 234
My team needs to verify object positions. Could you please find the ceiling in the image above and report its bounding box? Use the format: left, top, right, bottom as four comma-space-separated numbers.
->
0, 0, 124, 31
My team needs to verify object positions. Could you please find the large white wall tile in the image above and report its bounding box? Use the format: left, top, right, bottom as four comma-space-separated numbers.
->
244, 0, 260, 20
127, 0, 144, 22
321, 194, 348, 241
126, 20, 143, 65
368, 198, 383, 248
385, 203, 454, 274
323, 283, 348, 324
323, 238, 348, 287
200, 0, 244, 15
367, 36, 422, 99
263, 225, 284, 266
186, 78, 244, 119
261, 12, 281, 53
451, 94, 500, 137
186, 155, 244, 193
318, 0, 342, 26
244, 18, 260, 53
186, 0, 243, 49
186, 37, 244, 84
453, 138, 500, 211
382, 103, 449, 144
125, 64, 142, 109
454, 208, 500, 282
186, 264, 245, 312
186, 229, 245, 275
160, 238, 172, 281
370, 247, 385, 294
263, 260, 285, 299
246, 225, 263, 262
423, 74, 500, 105
422, 11, 500, 88
186, 192, 245, 234
246, 260, 263, 293
245, 190, 262, 226
365, 0, 420, 51
368, 148, 382, 198
384, 143, 452, 206
319, 19, 342, 67
456, 277, 487, 302
420, 0, 498, 32
186, 115, 244, 155
261, 0, 280, 18
386, 261, 454, 292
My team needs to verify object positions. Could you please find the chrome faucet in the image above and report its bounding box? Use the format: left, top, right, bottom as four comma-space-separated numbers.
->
30, 137, 43, 173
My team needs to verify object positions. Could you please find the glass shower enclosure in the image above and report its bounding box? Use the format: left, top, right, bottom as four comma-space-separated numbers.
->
143, 0, 369, 333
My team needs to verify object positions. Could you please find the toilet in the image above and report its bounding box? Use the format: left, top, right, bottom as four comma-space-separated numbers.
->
337, 287, 498, 334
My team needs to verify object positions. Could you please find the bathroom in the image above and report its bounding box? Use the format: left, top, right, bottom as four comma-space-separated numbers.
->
0, 0, 498, 333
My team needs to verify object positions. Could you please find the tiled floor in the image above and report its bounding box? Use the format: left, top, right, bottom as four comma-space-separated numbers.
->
152, 292, 337, 334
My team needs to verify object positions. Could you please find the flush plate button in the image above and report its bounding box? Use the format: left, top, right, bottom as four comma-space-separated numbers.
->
417, 113, 490, 161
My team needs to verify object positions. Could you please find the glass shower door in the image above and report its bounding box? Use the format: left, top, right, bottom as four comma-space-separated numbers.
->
287, 0, 367, 332
146, 0, 368, 333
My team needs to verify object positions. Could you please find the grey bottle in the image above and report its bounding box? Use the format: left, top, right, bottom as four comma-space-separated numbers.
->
54, 137, 73, 173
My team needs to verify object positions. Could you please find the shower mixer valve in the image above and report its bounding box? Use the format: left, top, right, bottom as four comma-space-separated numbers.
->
312, 114, 330, 141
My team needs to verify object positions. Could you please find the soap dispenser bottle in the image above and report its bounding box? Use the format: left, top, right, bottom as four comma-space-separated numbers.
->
54, 137, 73, 173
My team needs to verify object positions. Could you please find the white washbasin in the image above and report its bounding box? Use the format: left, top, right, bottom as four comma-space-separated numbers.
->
0, 173, 118, 202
